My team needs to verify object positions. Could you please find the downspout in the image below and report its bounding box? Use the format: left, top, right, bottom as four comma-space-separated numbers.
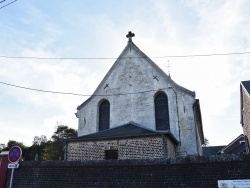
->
169, 87, 181, 145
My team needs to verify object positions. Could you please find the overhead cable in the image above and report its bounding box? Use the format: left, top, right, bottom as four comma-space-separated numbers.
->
0, 51, 250, 60
0, 81, 170, 97
0, 0, 17, 9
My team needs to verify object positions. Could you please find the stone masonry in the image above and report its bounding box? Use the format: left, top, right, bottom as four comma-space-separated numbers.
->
67, 135, 175, 161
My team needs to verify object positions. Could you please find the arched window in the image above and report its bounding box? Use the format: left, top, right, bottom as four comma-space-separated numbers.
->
99, 100, 110, 131
154, 93, 170, 130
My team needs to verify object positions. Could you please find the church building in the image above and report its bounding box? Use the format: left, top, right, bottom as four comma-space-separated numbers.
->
65, 32, 204, 160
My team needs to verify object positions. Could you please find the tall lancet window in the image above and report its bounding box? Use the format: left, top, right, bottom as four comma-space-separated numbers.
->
154, 92, 170, 130
99, 100, 110, 131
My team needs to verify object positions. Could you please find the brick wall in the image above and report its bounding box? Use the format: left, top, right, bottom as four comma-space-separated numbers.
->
167, 137, 176, 157
67, 136, 165, 160
5, 154, 250, 188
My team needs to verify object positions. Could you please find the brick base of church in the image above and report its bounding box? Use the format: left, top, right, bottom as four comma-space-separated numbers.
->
67, 135, 176, 160
4, 155, 250, 188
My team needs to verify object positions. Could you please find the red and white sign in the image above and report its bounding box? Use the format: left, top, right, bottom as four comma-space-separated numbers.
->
8, 146, 22, 163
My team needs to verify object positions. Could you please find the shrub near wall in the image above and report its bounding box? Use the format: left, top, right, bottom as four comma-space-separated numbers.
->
5, 154, 250, 188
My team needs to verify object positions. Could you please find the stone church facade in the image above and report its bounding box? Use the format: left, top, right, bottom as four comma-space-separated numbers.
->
66, 32, 204, 161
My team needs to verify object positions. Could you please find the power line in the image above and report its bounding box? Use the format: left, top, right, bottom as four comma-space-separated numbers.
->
0, 81, 170, 97
161, 51, 250, 58
0, 0, 7, 3
0, 0, 17, 9
0, 51, 250, 60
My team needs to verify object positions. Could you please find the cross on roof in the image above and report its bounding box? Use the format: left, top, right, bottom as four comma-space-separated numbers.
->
126, 31, 135, 41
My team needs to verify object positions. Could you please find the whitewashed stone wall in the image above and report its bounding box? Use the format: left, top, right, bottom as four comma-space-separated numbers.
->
76, 42, 202, 156
67, 136, 172, 161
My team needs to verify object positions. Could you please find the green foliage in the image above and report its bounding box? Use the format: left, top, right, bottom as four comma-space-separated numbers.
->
203, 137, 209, 147
1, 140, 27, 160
42, 140, 64, 161
24, 135, 48, 160
42, 125, 77, 161
3, 140, 27, 151
2, 125, 77, 161
52, 125, 77, 141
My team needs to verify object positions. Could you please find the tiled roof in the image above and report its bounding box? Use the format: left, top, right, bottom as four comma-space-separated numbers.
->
65, 121, 178, 144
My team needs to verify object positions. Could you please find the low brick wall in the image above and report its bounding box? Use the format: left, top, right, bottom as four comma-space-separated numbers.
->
5, 154, 250, 188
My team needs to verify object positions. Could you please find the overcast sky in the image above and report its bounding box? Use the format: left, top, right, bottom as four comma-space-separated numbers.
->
0, 0, 250, 147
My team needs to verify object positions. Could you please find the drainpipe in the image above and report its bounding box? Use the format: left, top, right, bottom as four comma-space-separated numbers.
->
169, 87, 181, 145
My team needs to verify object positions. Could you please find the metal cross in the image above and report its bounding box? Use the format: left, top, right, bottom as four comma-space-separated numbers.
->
126, 31, 135, 41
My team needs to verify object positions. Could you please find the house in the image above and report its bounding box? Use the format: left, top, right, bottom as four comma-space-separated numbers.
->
65, 32, 204, 160
217, 134, 247, 155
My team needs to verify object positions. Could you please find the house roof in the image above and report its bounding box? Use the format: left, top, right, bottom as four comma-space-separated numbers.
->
217, 134, 246, 154
77, 38, 195, 110
65, 121, 178, 144
241, 80, 250, 96
202, 146, 225, 156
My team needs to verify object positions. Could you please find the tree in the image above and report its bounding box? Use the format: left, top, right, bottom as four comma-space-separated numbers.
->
33, 135, 47, 145
51, 126, 77, 141
203, 137, 209, 147
24, 135, 48, 161
2, 140, 26, 151
42, 125, 77, 161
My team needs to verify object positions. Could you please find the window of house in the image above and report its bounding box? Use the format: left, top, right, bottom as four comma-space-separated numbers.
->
105, 150, 118, 160
99, 100, 110, 131
154, 93, 170, 130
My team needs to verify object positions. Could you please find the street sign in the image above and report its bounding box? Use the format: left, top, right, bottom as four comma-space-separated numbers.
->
8, 146, 22, 163
8, 163, 19, 169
